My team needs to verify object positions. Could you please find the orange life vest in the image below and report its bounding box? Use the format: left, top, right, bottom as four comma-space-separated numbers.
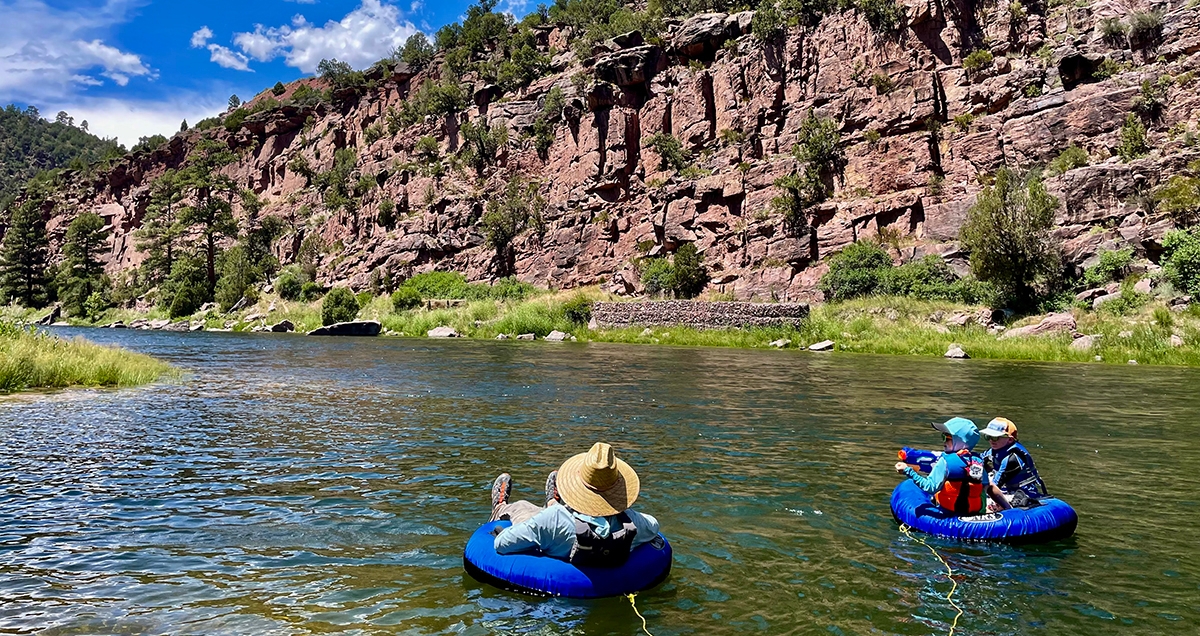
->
934, 450, 986, 515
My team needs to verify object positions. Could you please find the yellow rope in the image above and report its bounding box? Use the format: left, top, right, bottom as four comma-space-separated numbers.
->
899, 524, 963, 636
627, 593, 654, 636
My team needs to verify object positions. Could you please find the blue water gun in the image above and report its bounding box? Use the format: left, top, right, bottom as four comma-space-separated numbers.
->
897, 447, 941, 473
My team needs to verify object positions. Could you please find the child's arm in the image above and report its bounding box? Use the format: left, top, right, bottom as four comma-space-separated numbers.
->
903, 457, 948, 493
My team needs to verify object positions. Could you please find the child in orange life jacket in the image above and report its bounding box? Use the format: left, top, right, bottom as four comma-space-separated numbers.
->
894, 417, 1011, 515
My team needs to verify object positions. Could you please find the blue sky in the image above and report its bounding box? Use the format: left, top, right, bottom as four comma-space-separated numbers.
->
0, 0, 532, 145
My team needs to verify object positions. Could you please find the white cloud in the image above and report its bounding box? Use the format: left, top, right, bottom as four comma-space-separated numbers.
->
0, 0, 152, 100
206, 44, 252, 72
232, 0, 419, 73
190, 26, 214, 48
47, 93, 227, 146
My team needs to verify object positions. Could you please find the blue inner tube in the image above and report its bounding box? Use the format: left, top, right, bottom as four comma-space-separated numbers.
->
463, 520, 673, 598
891, 480, 1078, 544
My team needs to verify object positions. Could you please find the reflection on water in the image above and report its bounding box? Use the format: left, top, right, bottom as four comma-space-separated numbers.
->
2, 329, 1198, 635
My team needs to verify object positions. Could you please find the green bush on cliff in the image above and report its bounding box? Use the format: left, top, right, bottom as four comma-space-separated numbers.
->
321, 287, 360, 325
1083, 248, 1134, 288
1155, 161, 1200, 228
1162, 228, 1200, 296
1118, 114, 1149, 162
1048, 145, 1089, 176
857, 0, 905, 34
820, 241, 988, 303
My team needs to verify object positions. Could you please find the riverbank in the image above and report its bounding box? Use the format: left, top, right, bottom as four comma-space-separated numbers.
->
0, 322, 176, 393
18, 288, 1200, 367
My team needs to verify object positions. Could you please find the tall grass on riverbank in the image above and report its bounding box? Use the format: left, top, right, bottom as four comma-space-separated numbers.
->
0, 322, 175, 393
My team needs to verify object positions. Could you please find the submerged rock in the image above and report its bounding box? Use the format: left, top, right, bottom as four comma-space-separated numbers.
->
309, 321, 383, 337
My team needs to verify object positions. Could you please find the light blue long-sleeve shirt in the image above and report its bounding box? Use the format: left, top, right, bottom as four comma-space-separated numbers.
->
493, 505, 660, 559
903, 452, 990, 494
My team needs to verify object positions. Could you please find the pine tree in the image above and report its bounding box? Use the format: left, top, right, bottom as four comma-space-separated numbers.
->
178, 139, 238, 291
135, 170, 186, 284
57, 212, 110, 316
0, 198, 51, 308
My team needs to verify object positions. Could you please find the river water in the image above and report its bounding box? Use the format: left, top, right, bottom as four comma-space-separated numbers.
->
2, 329, 1198, 635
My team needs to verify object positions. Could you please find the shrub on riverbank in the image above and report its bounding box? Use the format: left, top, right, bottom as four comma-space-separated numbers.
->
321, 287, 360, 325
0, 322, 174, 392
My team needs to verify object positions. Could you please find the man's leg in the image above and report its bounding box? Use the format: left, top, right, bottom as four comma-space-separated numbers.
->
490, 500, 544, 524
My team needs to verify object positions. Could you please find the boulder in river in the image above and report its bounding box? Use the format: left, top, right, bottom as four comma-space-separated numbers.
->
427, 326, 460, 338
162, 321, 190, 332
309, 321, 383, 337
270, 320, 295, 333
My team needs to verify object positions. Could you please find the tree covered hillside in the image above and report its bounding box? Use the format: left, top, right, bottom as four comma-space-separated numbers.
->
1, 105, 124, 214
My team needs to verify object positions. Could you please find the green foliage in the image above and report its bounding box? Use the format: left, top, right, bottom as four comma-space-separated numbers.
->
1128, 11, 1163, 50
482, 177, 545, 274
960, 169, 1061, 307
1024, 84, 1043, 98
1047, 145, 1089, 176
819, 241, 986, 302
1162, 228, 1200, 295
391, 286, 423, 311
497, 27, 551, 92
57, 212, 110, 317
301, 281, 325, 302
1155, 160, 1200, 227
178, 138, 239, 291
561, 294, 593, 324
224, 108, 248, 132
963, 49, 994, 73
131, 134, 168, 154
1095, 57, 1123, 79
1117, 113, 1149, 162
164, 255, 210, 318
1099, 17, 1127, 47
318, 58, 367, 93
953, 113, 975, 132
272, 82, 287, 96
0, 198, 51, 308
459, 118, 508, 176
276, 267, 304, 301
1132, 79, 1166, 121
194, 116, 222, 131
819, 241, 893, 301
321, 287, 360, 325
314, 148, 359, 212
0, 104, 124, 210
645, 133, 693, 172
288, 84, 324, 108
869, 72, 894, 95
639, 243, 708, 298
532, 87, 565, 160
399, 33, 435, 70
214, 245, 258, 312
378, 199, 397, 229
857, 0, 905, 34
364, 123, 385, 145
751, 0, 786, 39
773, 112, 846, 235
228, 94, 241, 110
135, 170, 186, 285
1083, 248, 1134, 287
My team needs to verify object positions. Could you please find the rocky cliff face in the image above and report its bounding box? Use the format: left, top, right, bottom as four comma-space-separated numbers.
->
28, 0, 1200, 301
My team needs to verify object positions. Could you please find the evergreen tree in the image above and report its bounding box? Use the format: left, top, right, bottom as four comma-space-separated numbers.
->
57, 212, 110, 316
178, 139, 238, 292
135, 169, 186, 285
0, 198, 51, 307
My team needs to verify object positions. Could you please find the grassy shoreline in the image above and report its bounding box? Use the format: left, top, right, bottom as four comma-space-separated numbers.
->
0, 322, 176, 393
11, 290, 1200, 367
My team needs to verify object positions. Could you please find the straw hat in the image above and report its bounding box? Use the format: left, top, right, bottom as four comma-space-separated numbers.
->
556, 442, 640, 517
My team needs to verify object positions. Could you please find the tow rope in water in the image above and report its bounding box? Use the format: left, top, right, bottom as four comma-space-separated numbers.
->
899, 523, 963, 636
626, 593, 654, 636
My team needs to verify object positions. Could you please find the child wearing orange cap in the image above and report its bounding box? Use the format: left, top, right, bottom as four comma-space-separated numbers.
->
979, 417, 1049, 506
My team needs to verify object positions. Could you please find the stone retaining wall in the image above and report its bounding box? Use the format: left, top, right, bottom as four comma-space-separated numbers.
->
592, 301, 810, 329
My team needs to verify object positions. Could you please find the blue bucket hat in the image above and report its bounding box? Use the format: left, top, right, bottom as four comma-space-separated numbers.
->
931, 417, 979, 449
